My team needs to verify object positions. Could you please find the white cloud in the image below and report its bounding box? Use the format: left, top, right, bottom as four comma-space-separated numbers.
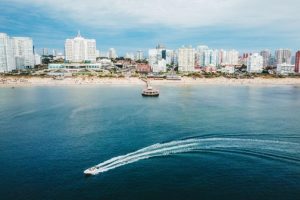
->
5, 0, 300, 29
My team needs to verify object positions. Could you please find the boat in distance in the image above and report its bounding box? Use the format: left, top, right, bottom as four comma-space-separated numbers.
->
142, 86, 159, 97
84, 167, 100, 176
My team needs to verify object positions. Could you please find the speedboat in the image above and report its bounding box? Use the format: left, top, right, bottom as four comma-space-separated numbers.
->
142, 86, 159, 97
84, 167, 99, 176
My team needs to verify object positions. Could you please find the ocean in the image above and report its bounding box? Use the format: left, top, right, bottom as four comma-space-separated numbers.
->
0, 85, 300, 200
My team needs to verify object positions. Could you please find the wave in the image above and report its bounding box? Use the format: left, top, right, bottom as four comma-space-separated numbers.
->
86, 138, 300, 175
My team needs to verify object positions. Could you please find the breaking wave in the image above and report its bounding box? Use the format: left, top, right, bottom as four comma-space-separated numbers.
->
86, 138, 300, 175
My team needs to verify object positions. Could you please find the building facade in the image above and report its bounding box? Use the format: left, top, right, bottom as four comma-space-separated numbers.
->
0, 33, 16, 72
275, 49, 292, 65
247, 53, 263, 73
12, 37, 34, 69
276, 63, 295, 75
295, 51, 300, 73
260, 50, 271, 67
65, 32, 97, 63
178, 46, 195, 72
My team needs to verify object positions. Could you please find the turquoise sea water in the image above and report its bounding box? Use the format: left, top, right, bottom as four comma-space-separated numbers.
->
0, 85, 300, 200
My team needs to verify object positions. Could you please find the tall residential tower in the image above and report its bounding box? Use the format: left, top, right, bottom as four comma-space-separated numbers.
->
65, 32, 96, 63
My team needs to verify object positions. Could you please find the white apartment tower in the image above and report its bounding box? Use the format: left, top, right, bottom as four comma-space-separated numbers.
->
12, 37, 34, 69
65, 32, 96, 63
0, 33, 16, 72
178, 46, 195, 72
247, 53, 264, 73
108, 48, 118, 59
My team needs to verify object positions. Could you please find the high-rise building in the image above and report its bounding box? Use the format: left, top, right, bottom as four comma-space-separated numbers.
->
225, 50, 239, 65
275, 49, 292, 64
196, 45, 209, 67
108, 48, 117, 59
135, 50, 144, 61
260, 50, 271, 67
12, 37, 34, 69
295, 51, 300, 73
247, 53, 264, 73
178, 46, 195, 72
0, 33, 16, 72
42, 48, 48, 56
148, 44, 174, 72
65, 31, 97, 63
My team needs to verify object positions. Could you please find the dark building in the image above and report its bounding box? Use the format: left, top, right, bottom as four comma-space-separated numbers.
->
295, 51, 300, 73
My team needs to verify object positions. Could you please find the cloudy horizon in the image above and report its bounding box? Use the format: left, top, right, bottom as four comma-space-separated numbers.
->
0, 0, 299, 55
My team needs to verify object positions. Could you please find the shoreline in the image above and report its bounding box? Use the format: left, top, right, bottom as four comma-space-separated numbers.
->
1, 77, 300, 87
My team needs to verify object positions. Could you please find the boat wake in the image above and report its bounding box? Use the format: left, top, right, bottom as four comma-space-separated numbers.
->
84, 138, 300, 175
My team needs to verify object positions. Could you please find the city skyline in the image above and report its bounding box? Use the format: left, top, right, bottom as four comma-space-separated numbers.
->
1, 0, 300, 55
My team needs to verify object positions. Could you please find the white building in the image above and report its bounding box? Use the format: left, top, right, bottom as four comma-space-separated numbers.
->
148, 44, 173, 72
108, 48, 117, 59
34, 54, 41, 65
223, 50, 239, 65
12, 37, 34, 69
247, 53, 264, 73
221, 65, 235, 74
152, 59, 167, 73
178, 46, 195, 72
276, 63, 295, 75
65, 32, 97, 63
0, 33, 16, 72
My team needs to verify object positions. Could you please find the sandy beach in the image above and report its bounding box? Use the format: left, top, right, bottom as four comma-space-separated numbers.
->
1, 76, 300, 87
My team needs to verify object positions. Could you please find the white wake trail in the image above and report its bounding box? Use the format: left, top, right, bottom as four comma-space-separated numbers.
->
85, 138, 300, 175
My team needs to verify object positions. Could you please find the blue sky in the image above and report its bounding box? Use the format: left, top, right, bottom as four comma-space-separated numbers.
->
1, 0, 299, 55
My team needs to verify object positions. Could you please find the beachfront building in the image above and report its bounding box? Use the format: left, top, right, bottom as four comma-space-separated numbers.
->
222, 50, 239, 66
48, 63, 102, 72
148, 44, 172, 73
295, 51, 300, 73
260, 50, 271, 67
275, 49, 292, 65
0, 33, 16, 72
247, 53, 263, 73
196, 46, 221, 67
65, 32, 97, 63
152, 59, 167, 73
276, 63, 295, 75
12, 37, 34, 69
221, 65, 235, 74
178, 46, 195, 72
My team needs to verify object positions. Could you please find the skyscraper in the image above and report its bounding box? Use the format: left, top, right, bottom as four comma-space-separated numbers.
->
12, 37, 34, 69
275, 49, 292, 64
260, 50, 271, 67
178, 46, 195, 72
65, 32, 96, 63
295, 51, 300, 73
0, 33, 15, 72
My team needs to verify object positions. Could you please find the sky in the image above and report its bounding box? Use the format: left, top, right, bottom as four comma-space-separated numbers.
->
0, 0, 299, 55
